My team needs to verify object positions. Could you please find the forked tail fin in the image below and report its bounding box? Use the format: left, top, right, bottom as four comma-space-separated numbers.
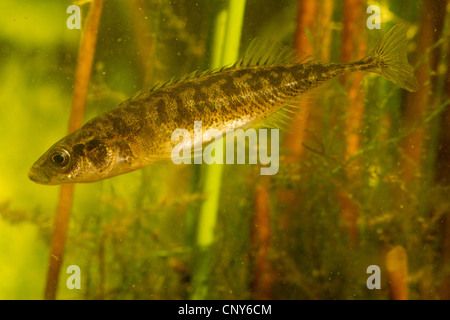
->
365, 24, 419, 92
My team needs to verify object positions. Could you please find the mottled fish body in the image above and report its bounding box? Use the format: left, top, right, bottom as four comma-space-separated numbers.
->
29, 25, 418, 185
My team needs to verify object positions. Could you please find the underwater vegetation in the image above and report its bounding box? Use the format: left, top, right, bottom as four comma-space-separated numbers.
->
1, 0, 450, 300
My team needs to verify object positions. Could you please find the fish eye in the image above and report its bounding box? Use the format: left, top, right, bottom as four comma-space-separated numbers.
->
51, 149, 70, 168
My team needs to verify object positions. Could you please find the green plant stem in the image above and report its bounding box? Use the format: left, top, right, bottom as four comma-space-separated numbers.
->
190, 0, 246, 300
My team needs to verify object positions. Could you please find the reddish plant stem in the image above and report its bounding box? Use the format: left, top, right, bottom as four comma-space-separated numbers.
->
337, 0, 366, 247
44, 0, 104, 300
251, 179, 272, 299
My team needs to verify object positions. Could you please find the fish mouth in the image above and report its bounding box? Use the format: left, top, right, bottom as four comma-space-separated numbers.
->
28, 166, 50, 184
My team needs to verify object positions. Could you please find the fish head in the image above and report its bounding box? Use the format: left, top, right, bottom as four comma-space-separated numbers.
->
28, 128, 123, 185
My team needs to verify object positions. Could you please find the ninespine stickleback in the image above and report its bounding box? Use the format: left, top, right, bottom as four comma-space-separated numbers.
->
29, 24, 418, 185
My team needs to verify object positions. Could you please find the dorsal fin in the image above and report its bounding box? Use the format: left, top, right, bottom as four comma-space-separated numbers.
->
234, 38, 310, 68
135, 39, 310, 97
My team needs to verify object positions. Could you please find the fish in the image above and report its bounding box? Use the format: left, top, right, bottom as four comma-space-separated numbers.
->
28, 24, 418, 185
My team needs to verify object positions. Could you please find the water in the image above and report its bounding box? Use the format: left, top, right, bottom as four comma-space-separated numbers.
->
0, 0, 449, 300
